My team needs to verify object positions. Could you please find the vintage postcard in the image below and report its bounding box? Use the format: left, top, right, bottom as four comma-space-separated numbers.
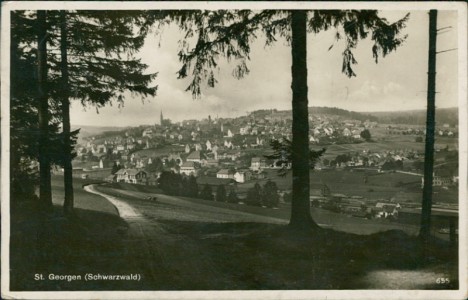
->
1, 1, 467, 299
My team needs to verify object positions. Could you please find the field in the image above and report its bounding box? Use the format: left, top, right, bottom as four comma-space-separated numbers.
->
10, 175, 458, 291
237, 168, 458, 204
50, 175, 117, 215
10, 176, 130, 291
320, 137, 457, 161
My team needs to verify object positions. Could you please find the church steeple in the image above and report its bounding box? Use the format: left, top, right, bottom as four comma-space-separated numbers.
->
160, 110, 164, 126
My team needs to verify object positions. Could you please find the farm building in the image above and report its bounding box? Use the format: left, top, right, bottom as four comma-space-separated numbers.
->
217, 169, 236, 179
180, 161, 200, 176
234, 170, 252, 183
115, 168, 148, 185
250, 157, 267, 171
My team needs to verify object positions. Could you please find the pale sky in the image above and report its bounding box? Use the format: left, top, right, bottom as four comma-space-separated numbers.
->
70, 10, 459, 127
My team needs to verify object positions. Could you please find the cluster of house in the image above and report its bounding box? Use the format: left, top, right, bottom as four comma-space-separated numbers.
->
77, 109, 387, 169
307, 116, 377, 144
309, 186, 402, 219
103, 149, 274, 185
76, 135, 153, 163
386, 124, 457, 137
319, 148, 422, 169
421, 170, 458, 188
309, 123, 363, 143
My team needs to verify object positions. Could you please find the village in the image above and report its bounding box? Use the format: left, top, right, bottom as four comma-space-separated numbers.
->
60, 108, 459, 223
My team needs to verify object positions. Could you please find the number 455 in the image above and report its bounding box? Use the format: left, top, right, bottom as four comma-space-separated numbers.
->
436, 278, 450, 284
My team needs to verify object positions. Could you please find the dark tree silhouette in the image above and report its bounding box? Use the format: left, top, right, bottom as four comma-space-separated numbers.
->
36, 11, 53, 211
420, 10, 437, 243
50, 10, 157, 215
200, 185, 214, 201
111, 162, 121, 175
11, 11, 157, 215
263, 180, 279, 208
158, 9, 409, 230
158, 171, 182, 195
51, 10, 156, 214
58, 11, 74, 216
264, 138, 325, 177
227, 189, 239, 203
10, 11, 42, 205
186, 175, 199, 198
360, 129, 372, 141
246, 183, 263, 207
215, 185, 227, 202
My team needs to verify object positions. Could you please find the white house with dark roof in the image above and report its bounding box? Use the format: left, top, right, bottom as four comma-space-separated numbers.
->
180, 161, 199, 176
217, 169, 236, 179
115, 168, 147, 184
250, 157, 267, 171
234, 170, 252, 183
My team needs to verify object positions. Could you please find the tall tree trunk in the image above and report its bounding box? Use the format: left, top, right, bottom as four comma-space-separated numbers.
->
289, 10, 319, 230
37, 10, 52, 211
419, 10, 437, 242
60, 10, 75, 216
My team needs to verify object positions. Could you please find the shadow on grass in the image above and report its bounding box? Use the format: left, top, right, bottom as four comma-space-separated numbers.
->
9, 201, 137, 291
9, 201, 458, 291
157, 220, 458, 290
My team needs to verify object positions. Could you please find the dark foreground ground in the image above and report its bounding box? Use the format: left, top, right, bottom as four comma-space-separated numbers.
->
9, 178, 458, 291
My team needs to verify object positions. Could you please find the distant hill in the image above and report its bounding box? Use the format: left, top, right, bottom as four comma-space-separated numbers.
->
308, 107, 379, 122
71, 125, 128, 143
250, 107, 379, 122
365, 107, 458, 126
250, 106, 377, 121
249, 106, 459, 126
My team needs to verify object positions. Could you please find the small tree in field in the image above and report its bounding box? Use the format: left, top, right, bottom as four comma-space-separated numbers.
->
246, 183, 263, 207
200, 185, 214, 201
227, 189, 239, 203
215, 185, 227, 202
263, 180, 280, 208
360, 129, 372, 141
111, 162, 122, 175
186, 175, 199, 198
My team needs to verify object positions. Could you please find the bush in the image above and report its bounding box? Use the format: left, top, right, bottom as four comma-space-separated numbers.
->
200, 185, 214, 201
215, 185, 227, 202
262, 180, 279, 208
227, 189, 238, 203
360, 129, 372, 141
245, 183, 262, 207
11, 165, 39, 204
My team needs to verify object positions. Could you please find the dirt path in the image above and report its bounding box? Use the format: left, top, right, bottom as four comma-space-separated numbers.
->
84, 184, 267, 289
84, 185, 141, 218
83, 184, 458, 290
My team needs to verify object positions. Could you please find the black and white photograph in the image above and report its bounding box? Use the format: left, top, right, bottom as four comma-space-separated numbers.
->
1, 1, 467, 299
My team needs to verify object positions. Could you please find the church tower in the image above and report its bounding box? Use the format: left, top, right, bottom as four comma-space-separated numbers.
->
160, 110, 164, 125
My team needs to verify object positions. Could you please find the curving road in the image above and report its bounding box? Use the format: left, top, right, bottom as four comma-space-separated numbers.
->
82, 184, 452, 290
83, 184, 287, 289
